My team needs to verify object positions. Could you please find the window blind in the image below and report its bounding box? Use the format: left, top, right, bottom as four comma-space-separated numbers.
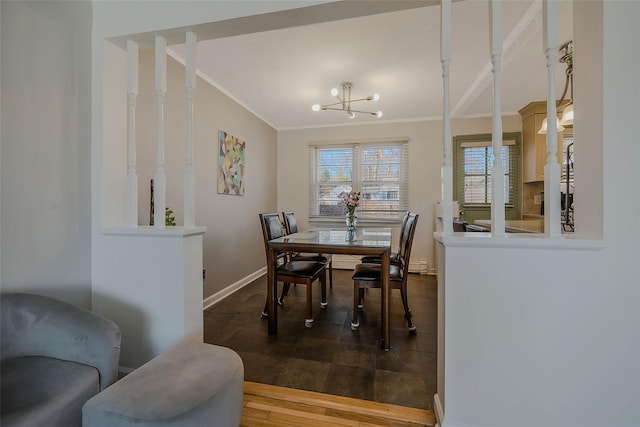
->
309, 141, 409, 220
455, 137, 520, 205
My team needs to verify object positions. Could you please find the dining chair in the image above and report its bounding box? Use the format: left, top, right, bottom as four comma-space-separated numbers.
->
360, 211, 410, 266
259, 212, 328, 327
281, 211, 333, 290
350, 212, 419, 332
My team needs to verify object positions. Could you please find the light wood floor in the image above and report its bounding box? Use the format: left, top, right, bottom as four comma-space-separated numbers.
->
242, 381, 436, 427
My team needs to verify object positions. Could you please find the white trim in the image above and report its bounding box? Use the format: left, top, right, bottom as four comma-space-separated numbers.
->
309, 136, 409, 146
433, 231, 605, 250
434, 393, 444, 427
203, 267, 266, 310
100, 226, 206, 237
279, 116, 440, 131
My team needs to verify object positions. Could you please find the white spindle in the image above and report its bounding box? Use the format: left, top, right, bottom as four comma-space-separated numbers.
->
184, 31, 197, 228
542, 0, 561, 236
154, 36, 167, 229
126, 40, 139, 228
490, 0, 505, 237
440, 0, 453, 234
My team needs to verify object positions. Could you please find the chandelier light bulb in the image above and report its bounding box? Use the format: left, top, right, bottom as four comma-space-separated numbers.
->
376, 111, 383, 118
373, 93, 380, 101
330, 88, 339, 97
312, 104, 321, 112
348, 112, 356, 119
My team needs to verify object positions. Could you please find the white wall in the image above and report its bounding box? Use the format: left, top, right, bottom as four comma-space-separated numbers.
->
436, 2, 640, 426
0, 1, 93, 307
277, 116, 521, 272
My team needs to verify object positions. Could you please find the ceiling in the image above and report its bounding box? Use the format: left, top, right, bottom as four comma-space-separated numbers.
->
169, 0, 573, 130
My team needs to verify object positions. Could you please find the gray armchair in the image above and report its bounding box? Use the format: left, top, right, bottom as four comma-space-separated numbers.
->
1, 292, 121, 427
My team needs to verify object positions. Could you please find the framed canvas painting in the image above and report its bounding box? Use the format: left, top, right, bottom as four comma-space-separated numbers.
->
218, 130, 245, 196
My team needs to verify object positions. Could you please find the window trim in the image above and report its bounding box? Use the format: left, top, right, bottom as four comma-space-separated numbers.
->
309, 138, 409, 224
453, 132, 522, 220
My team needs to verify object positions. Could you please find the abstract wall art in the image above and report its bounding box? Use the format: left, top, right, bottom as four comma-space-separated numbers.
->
217, 130, 246, 196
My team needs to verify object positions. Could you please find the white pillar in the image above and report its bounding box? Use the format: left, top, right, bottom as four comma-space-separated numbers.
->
184, 31, 197, 228
542, 0, 562, 236
126, 40, 139, 228
440, 0, 453, 235
154, 36, 167, 229
490, 0, 505, 237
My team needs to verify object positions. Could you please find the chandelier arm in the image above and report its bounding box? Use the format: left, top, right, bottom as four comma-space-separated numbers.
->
348, 97, 375, 103
345, 109, 379, 115
321, 101, 346, 108
559, 71, 571, 104
322, 107, 352, 112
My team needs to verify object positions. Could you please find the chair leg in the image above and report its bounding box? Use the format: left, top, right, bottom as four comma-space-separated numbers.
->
351, 282, 360, 330
329, 261, 333, 289
320, 272, 328, 309
278, 282, 290, 306
358, 288, 364, 309
305, 281, 314, 328
400, 286, 416, 332
263, 282, 282, 317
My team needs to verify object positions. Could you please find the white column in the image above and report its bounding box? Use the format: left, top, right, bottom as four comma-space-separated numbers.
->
490, 0, 505, 237
154, 36, 167, 229
542, 0, 561, 236
440, 0, 453, 235
126, 40, 139, 228
184, 31, 197, 228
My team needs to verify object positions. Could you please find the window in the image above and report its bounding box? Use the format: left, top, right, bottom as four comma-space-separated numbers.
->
454, 132, 521, 219
309, 141, 408, 221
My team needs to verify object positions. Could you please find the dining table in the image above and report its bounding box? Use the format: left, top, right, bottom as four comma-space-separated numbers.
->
266, 227, 393, 350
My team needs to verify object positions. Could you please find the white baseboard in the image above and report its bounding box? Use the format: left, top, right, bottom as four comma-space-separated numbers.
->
202, 267, 267, 310
434, 393, 444, 426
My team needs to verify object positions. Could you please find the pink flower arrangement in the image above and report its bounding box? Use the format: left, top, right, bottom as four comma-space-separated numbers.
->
339, 191, 361, 216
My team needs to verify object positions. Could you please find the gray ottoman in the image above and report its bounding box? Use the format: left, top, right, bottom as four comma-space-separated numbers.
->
82, 341, 244, 426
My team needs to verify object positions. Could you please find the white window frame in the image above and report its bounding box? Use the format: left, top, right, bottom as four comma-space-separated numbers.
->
309, 139, 409, 223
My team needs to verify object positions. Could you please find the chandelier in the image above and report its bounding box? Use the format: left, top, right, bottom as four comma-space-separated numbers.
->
312, 82, 382, 119
539, 41, 573, 134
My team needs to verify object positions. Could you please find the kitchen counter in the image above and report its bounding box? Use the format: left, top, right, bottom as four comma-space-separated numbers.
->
474, 219, 544, 234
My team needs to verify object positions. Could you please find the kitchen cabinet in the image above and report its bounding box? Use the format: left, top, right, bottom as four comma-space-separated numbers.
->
519, 101, 563, 183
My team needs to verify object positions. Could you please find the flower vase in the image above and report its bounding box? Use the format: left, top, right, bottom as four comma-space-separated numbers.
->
345, 213, 357, 241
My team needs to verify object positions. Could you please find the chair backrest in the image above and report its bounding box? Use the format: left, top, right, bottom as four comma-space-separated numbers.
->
259, 213, 285, 262
453, 220, 467, 232
282, 211, 298, 235
397, 212, 419, 275
395, 211, 410, 252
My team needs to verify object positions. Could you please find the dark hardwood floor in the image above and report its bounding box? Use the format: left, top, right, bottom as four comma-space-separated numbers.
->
204, 269, 437, 410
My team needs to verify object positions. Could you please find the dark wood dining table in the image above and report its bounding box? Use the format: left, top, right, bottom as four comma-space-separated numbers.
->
266, 227, 393, 350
